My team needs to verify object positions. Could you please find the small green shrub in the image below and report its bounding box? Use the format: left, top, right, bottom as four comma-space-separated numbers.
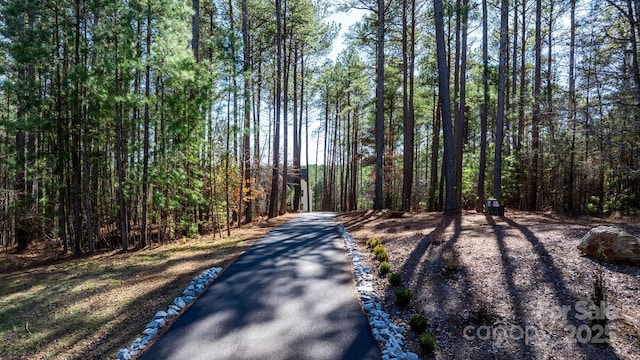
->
373, 244, 389, 262
366, 237, 382, 248
378, 261, 392, 275
395, 287, 412, 307
418, 332, 437, 354
375, 250, 389, 262
591, 246, 609, 342
387, 272, 402, 287
373, 244, 386, 256
409, 314, 428, 334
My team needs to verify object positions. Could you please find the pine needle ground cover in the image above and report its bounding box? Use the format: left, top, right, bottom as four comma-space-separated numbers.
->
0, 214, 298, 360
340, 210, 640, 359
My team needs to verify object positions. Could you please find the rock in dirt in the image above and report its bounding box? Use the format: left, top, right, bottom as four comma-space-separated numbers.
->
578, 226, 640, 266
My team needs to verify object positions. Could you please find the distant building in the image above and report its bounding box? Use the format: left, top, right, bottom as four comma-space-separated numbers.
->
287, 168, 313, 212
299, 168, 313, 212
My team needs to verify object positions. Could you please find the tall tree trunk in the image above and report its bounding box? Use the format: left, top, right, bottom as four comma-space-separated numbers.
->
453, 0, 463, 206
82, 113, 93, 253
435, 0, 458, 211
192, 0, 200, 62
54, 5, 68, 253
332, 98, 340, 210
82, 3, 94, 254
293, 46, 301, 211
374, 0, 385, 210
401, 0, 414, 212
494, 0, 508, 200
15, 102, 27, 250
350, 107, 359, 211
409, 0, 416, 210
458, 0, 469, 205
595, 73, 605, 214
295, 49, 305, 211
141, 1, 152, 247
511, 0, 519, 149
567, 0, 576, 211
547, 0, 557, 210
242, 0, 253, 223
429, 91, 440, 211
114, 14, 127, 251
72, 0, 83, 254
530, 0, 542, 210
305, 100, 312, 211
269, 0, 282, 219
343, 104, 349, 212
254, 60, 262, 184
517, 0, 527, 209
229, 0, 239, 165
14, 6, 28, 251
227, 0, 241, 224
280, 14, 292, 215
476, 0, 489, 212
322, 92, 329, 210
226, 82, 232, 235
634, 0, 640, 112
625, 0, 640, 109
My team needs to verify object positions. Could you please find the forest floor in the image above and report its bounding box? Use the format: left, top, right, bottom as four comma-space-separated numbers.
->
339, 210, 640, 360
0, 213, 300, 360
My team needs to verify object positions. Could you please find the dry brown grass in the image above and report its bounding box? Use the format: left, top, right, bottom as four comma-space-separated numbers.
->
0, 213, 299, 360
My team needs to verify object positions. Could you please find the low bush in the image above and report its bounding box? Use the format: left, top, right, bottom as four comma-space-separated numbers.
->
591, 246, 609, 341
373, 244, 386, 256
387, 272, 402, 287
378, 261, 391, 275
395, 287, 412, 307
409, 314, 428, 334
372, 244, 389, 262
375, 250, 389, 262
418, 332, 437, 354
366, 237, 382, 248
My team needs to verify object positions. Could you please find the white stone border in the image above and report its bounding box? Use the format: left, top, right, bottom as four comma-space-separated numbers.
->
117, 267, 224, 360
337, 224, 419, 360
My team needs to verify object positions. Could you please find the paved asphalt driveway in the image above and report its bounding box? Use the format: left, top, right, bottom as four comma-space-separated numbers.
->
138, 212, 381, 360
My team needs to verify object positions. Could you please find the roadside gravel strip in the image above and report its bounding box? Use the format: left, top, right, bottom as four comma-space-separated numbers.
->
117, 267, 224, 360
118, 216, 415, 360
337, 224, 419, 360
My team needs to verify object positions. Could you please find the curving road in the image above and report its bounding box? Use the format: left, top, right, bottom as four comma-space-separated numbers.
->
138, 212, 381, 360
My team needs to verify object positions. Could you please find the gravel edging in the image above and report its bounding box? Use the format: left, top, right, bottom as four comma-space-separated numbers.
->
117, 267, 224, 360
118, 222, 418, 360
338, 223, 419, 360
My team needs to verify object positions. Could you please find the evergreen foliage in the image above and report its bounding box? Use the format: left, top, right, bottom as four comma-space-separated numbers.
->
409, 314, 428, 334
395, 287, 412, 307
1, 0, 639, 252
387, 272, 402, 287
378, 261, 391, 274
418, 332, 437, 353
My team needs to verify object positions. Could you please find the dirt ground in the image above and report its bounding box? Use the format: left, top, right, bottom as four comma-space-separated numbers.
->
0, 213, 300, 360
339, 210, 640, 360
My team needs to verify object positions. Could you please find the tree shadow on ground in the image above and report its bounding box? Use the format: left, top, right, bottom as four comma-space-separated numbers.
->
393, 211, 621, 359
137, 213, 380, 360
339, 210, 384, 232
498, 215, 620, 359
0, 235, 256, 359
398, 211, 492, 357
399, 211, 458, 281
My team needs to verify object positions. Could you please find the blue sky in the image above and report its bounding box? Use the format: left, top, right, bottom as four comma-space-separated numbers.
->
326, 8, 368, 61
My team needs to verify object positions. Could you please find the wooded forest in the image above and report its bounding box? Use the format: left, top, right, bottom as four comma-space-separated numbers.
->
0, 0, 638, 254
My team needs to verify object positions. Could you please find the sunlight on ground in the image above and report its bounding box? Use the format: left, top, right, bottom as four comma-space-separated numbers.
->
0, 228, 274, 360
